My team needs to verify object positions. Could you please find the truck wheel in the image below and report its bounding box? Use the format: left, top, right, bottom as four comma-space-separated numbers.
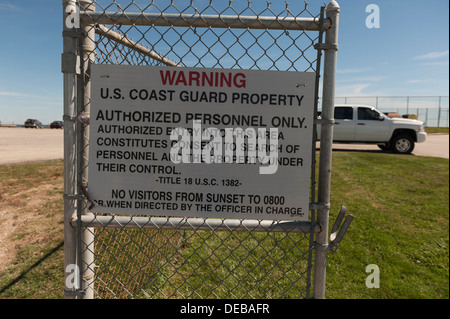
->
391, 135, 415, 154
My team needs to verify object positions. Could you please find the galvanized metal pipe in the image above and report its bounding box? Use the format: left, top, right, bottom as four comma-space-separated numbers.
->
95, 25, 180, 67
62, 0, 79, 299
81, 12, 331, 31
79, 0, 95, 300
71, 215, 320, 234
313, 0, 340, 299
306, 6, 326, 299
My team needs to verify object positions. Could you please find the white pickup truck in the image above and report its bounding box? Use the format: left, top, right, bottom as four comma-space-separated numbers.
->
317, 105, 427, 154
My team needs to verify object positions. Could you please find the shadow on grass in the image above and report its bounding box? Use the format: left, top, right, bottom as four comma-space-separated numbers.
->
0, 241, 64, 295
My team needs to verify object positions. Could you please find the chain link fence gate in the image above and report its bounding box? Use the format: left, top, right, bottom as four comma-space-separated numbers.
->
63, 0, 349, 299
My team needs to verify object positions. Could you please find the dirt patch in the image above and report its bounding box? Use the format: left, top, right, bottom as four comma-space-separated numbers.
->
0, 163, 64, 274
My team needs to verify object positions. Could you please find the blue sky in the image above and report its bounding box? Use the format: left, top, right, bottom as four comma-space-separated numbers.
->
0, 0, 448, 125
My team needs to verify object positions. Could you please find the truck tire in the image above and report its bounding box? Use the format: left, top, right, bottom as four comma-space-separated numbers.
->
391, 134, 415, 154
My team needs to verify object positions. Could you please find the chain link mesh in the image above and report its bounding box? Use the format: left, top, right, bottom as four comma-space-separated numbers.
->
74, 0, 325, 299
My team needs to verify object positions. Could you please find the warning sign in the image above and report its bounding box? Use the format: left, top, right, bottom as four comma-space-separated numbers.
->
88, 65, 315, 220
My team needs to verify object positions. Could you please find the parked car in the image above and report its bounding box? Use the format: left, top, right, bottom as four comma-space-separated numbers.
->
317, 105, 427, 154
24, 119, 44, 128
50, 120, 64, 129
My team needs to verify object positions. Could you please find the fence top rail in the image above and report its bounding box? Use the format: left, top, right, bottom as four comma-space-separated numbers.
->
72, 215, 320, 234
80, 12, 331, 31
336, 95, 449, 99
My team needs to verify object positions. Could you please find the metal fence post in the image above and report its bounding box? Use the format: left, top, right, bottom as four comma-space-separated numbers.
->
313, 0, 340, 299
438, 96, 442, 127
407, 96, 410, 114
62, 0, 80, 299
79, 0, 96, 299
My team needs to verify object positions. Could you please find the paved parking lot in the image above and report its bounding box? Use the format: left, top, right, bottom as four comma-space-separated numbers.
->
324, 134, 449, 159
0, 127, 448, 165
0, 127, 63, 165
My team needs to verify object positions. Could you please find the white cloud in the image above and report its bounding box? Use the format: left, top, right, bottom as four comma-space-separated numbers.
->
406, 79, 435, 84
412, 50, 449, 60
0, 91, 62, 105
420, 61, 449, 67
336, 83, 372, 96
338, 76, 385, 83
0, 2, 17, 11
0, 91, 28, 97
337, 68, 369, 74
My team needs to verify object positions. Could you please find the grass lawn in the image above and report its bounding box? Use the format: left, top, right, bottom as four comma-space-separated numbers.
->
326, 152, 448, 298
0, 151, 448, 299
425, 127, 449, 134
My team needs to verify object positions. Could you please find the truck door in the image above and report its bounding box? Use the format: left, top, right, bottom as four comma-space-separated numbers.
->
356, 106, 390, 142
333, 106, 355, 141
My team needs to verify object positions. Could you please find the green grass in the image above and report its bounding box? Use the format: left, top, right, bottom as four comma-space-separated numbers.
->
426, 127, 449, 134
326, 152, 449, 298
0, 160, 64, 299
0, 153, 448, 299
0, 242, 64, 299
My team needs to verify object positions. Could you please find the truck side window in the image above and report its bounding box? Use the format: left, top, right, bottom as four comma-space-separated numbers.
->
358, 107, 380, 120
334, 107, 353, 120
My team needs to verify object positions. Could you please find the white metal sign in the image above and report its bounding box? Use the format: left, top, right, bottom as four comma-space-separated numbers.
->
88, 64, 315, 220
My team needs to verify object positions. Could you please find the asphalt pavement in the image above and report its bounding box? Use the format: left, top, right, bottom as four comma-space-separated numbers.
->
324, 134, 449, 159
0, 127, 448, 165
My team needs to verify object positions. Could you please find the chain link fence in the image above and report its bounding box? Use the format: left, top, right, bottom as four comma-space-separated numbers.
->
63, 0, 343, 299
334, 96, 450, 128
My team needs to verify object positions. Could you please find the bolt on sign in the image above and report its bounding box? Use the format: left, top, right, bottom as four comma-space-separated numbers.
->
88, 64, 315, 221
